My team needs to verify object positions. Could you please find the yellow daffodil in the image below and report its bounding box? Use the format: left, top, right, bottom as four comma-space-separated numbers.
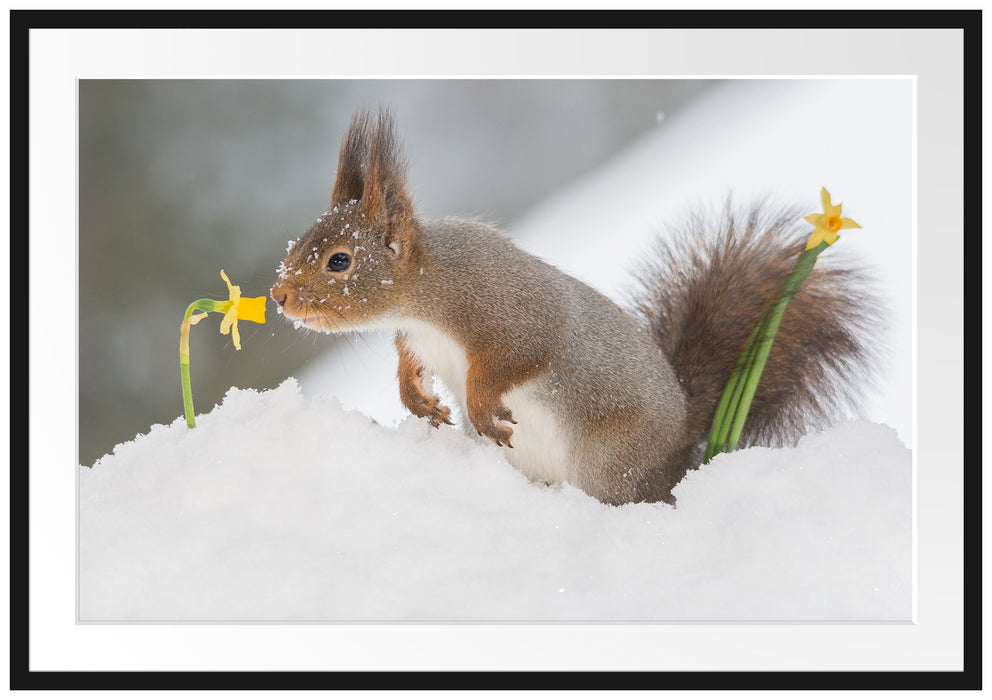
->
217, 270, 267, 350
803, 187, 861, 250
179, 270, 268, 428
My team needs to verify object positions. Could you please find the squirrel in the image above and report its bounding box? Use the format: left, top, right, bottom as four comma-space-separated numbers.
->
270, 108, 879, 506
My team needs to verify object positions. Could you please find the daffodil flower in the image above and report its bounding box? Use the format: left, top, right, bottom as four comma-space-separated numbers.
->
803, 187, 861, 250
705, 187, 862, 462
179, 270, 267, 428
216, 269, 267, 350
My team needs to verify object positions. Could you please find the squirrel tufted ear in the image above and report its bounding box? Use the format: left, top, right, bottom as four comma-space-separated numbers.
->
330, 108, 417, 259
330, 110, 370, 208
380, 203, 416, 260
360, 110, 417, 260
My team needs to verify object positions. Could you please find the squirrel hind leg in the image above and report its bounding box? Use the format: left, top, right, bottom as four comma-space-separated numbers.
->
573, 409, 685, 506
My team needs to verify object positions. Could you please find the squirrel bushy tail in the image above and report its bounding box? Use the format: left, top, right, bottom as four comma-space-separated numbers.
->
631, 202, 882, 473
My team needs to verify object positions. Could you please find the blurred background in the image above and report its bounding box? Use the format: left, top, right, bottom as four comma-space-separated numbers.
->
78, 79, 719, 466
81, 78, 913, 466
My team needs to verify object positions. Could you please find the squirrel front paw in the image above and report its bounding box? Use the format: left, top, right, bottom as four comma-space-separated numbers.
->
397, 368, 453, 428
470, 402, 517, 448
402, 389, 453, 428
417, 395, 454, 428
396, 338, 454, 429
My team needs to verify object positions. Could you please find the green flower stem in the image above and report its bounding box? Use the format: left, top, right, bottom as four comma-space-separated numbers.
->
704, 241, 829, 462
180, 298, 223, 428
180, 358, 196, 428
705, 312, 769, 460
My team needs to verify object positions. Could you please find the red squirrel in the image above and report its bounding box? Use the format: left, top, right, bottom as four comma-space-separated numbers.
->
271, 109, 878, 505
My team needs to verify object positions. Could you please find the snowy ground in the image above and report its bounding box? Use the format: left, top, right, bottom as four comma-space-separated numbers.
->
80, 379, 911, 622
79, 78, 915, 623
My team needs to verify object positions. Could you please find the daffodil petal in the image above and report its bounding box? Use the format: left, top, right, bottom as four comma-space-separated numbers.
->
220, 270, 241, 305
820, 188, 832, 213
219, 308, 237, 335
804, 213, 825, 226
823, 188, 844, 218
231, 319, 241, 350
805, 228, 826, 250
822, 229, 839, 245
237, 296, 267, 324
840, 217, 861, 230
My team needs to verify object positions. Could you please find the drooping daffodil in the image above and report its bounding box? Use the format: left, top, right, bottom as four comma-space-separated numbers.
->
179, 270, 267, 428
803, 187, 861, 250
217, 269, 267, 350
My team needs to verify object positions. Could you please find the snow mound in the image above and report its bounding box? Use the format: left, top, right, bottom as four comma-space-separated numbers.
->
79, 378, 911, 622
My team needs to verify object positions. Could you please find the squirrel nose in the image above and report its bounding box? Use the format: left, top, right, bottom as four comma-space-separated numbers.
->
271, 284, 287, 307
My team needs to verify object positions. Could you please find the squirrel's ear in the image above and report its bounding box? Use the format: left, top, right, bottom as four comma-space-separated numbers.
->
368, 180, 416, 260
330, 110, 370, 208
361, 110, 417, 260
378, 193, 417, 260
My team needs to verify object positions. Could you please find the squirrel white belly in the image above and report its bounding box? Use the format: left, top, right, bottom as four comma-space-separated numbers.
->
271, 108, 878, 505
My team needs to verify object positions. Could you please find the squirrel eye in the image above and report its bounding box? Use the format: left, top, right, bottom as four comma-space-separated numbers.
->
327, 252, 352, 273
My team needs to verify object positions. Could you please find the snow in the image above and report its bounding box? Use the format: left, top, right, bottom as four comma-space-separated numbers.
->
78, 79, 915, 624
80, 378, 911, 622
